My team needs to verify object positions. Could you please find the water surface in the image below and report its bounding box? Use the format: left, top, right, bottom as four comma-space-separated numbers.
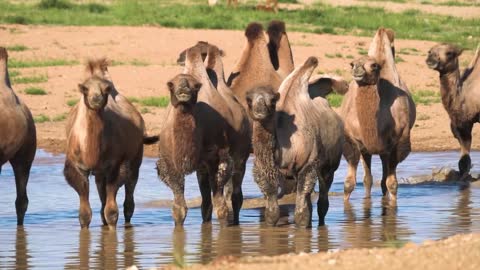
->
0, 150, 479, 269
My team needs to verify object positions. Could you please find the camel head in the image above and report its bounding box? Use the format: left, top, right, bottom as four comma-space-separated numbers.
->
78, 76, 112, 111
350, 56, 381, 86
246, 86, 279, 121
426, 43, 463, 74
167, 74, 202, 110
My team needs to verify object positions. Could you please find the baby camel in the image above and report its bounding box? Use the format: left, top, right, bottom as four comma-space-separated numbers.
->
0, 47, 36, 225
426, 44, 480, 175
246, 57, 344, 228
64, 59, 157, 229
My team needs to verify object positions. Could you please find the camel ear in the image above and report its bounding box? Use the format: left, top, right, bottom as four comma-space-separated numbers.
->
167, 81, 175, 92
78, 83, 88, 94
273, 92, 280, 103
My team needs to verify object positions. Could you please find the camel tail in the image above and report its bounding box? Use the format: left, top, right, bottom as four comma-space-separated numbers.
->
143, 135, 159, 145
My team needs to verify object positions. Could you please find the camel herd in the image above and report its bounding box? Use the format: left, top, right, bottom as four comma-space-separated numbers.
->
1, 20, 480, 230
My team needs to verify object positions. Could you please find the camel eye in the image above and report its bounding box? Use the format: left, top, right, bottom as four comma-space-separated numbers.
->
350, 62, 354, 68
371, 63, 379, 70
446, 51, 454, 58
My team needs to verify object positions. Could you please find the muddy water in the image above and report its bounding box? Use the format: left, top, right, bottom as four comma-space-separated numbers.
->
1, 150, 480, 269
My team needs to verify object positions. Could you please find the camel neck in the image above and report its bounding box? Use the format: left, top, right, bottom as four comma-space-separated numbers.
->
172, 107, 199, 173
439, 69, 461, 111
0, 57, 12, 88
252, 119, 276, 166
355, 84, 382, 153
76, 101, 104, 169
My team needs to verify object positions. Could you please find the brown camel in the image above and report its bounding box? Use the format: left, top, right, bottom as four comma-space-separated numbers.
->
246, 57, 344, 228
0, 47, 36, 225
157, 46, 235, 226
341, 28, 416, 202
64, 58, 158, 229
426, 43, 480, 175
204, 43, 251, 224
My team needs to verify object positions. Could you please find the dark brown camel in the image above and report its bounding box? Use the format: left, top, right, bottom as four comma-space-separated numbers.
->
0, 47, 37, 225
246, 57, 344, 228
426, 43, 480, 175
64, 59, 158, 229
157, 46, 235, 226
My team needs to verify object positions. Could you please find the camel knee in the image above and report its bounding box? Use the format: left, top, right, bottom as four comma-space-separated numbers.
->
213, 195, 229, 221
363, 175, 373, 198
459, 154, 472, 175
172, 204, 188, 226
79, 204, 92, 229
386, 176, 398, 201
294, 194, 312, 228
265, 196, 279, 226
104, 202, 119, 228
15, 195, 28, 225
344, 176, 356, 201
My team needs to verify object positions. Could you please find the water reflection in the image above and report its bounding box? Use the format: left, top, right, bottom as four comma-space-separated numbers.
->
0, 151, 480, 269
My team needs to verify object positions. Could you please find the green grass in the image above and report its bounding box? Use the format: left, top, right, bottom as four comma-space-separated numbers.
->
8, 70, 21, 78
358, 48, 368, 55
398, 47, 420, 55
395, 56, 405, 63
9, 58, 79, 68
52, 113, 67, 122
6, 44, 28, 51
137, 96, 170, 107
327, 93, 343, 108
0, 1, 479, 48
66, 98, 79, 107
33, 114, 50, 123
412, 89, 441, 105
24, 87, 47, 95
12, 74, 48, 84
421, 1, 479, 7
140, 107, 151, 114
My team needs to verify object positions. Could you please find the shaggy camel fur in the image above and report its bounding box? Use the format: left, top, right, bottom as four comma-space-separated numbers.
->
341, 28, 416, 202
426, 44, 480, 175
246, 57, 344, 228
157, 46, 235, 226
0, 47, 36, 225
204, 44, 251, 224
64, 59, 157, 228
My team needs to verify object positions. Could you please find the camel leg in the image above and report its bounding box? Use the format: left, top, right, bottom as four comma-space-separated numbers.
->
380, 154, 389, 196
197, 166, 212, 223
95, 173, 107, 226
361, 152, 373, 198
64, 160, 92, 228
343, 138, 360, 201
386, 152, 399, 202
124, 160, 140, 225
10, 157, 33, 226
451, 123, 473, 175
157, 157, 187, 226
294, 168, 316, 228
231, 159, 246, 225
252, 162, 280, 226
317, 167, 334, 227
104, 166, 121, 229
211, 149, 232, 222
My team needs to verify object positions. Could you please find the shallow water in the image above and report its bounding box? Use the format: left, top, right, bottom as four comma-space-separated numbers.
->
1, 150, 480, 269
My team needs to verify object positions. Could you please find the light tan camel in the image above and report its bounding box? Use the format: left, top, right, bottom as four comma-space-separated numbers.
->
341, 28, 416, 202
64, 59, 158, 229
246, 57, 344, 228
157, 46, 235, 226
426, 43, 480, 175
0, 47, 37, 225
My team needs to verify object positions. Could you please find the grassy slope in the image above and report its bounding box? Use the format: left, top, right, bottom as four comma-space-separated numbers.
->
0, 0, 478, 48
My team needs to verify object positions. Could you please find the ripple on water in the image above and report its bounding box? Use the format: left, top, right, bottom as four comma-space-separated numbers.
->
0, 150, 479, 269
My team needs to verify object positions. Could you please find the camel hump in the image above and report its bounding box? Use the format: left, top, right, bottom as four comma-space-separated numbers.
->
305, 57, 318, 68
206, 43, 224, 68
461, 45, 480, 83
309, 75, 349, 99
245, 22, 264, 42
267, 20, 286, 43
468, 45, 480, 70
0, 47, 7, 59
385, 28, 395, 44
86, 58, 109, 76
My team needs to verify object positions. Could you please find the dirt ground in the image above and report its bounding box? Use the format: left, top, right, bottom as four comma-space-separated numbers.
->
163, 233, 480, 270
1, 24, 480, 157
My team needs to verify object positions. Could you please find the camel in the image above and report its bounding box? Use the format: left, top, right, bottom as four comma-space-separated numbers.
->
0, 47, 36, 225
204, 43, 251, 224
341, 28, 416, 202
157, 45, 236, 226
246, 57, 344, 228
64, 58, 158, 229
426, 43, 480, 175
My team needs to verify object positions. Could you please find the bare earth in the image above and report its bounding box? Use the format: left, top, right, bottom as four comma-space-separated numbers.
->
169, 233, 480, 270
1, 24, 480, 156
